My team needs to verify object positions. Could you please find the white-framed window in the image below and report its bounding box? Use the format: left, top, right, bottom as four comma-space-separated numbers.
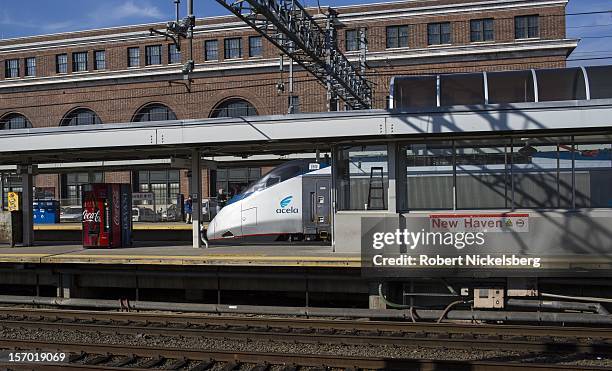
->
25, 57, 36, 77
224, 38, 242, 59
205, 40, 218, 61
94, 50, 106, 70
56, 54, 68, 74
128, 47, 140, 67
4, 59, 19, 78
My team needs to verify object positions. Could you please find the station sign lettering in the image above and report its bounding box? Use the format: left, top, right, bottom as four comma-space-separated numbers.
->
430, 213, 529, 233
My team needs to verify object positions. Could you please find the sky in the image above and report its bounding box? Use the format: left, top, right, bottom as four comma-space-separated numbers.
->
0, 0, 610, 66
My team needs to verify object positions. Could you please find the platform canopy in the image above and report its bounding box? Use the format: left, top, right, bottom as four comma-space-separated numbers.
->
0, 99, 611, 165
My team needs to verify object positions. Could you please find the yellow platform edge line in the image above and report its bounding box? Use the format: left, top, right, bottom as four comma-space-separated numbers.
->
38, 258, 361, 267
47, 254, 361, 261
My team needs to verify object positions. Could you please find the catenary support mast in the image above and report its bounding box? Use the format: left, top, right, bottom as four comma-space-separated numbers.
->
215, 0, 372, 110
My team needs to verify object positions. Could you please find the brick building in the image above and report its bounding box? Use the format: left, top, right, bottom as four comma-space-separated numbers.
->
0, 0, 577, 215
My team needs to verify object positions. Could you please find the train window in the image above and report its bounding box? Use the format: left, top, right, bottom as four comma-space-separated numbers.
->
536, 68, 587, 102
266, 177, 281, 188
392, 76, 437, 109
400, 142, 453, 210
487, 70, 535, 104
586, 65, 612, 99
455, 139, 510, 209
439, 73, 485, 106
337, 145, 388, 211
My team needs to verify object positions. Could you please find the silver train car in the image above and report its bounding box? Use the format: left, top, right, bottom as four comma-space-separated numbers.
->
207, 160, 332, 242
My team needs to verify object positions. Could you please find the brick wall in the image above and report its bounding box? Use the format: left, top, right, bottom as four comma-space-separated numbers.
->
0, 2, 566, 81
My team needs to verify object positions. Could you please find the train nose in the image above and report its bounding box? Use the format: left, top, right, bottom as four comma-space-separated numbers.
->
206, 218, 218, 240
207, 207, 231, 240
206, 202, 242, 241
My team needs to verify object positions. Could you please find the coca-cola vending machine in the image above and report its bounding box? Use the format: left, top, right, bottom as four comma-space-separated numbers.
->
82, 183, 132, 248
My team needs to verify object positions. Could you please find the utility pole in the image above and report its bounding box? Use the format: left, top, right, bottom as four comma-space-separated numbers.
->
287, 42, 297, 114
325, 8, 338, 112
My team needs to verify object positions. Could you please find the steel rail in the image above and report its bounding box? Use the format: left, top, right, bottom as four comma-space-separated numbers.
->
0, 307, 611, 356
1, 307, 611, 340
3, 317, 609, 354
0, 339, 608, 371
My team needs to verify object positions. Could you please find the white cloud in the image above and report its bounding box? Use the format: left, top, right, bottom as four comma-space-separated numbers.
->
0, 1, 168, 38
90, 1, 165, 24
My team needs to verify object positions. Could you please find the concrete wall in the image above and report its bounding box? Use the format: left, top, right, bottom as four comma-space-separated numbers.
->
336, 208, 612, 269
334, 211, 399, 253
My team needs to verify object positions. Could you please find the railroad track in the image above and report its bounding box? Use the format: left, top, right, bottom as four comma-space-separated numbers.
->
0, 307, 611, 355
0, 339, 608, 371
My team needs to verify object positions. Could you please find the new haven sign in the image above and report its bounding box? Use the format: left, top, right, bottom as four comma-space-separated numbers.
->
429, 213, 529, 233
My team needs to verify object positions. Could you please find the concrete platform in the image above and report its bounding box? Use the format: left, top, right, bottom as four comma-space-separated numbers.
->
0, 243, 360, 267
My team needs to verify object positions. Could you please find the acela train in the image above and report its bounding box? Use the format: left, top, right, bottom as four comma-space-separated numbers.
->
207, 160, 332, 242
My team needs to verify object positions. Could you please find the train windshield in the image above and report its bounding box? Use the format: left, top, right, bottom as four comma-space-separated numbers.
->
227, 160, 322, 205
243, 162, 306, 194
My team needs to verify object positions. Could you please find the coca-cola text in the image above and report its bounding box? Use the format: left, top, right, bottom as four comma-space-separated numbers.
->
83, 210, 101, 223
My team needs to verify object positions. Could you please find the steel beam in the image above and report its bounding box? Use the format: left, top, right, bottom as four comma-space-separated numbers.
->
191, 148, 203, 248
19, 165, 34, 246
215, 0, 372, 109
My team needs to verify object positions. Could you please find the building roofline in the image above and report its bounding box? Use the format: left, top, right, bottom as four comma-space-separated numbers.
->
0, 0, 567, 46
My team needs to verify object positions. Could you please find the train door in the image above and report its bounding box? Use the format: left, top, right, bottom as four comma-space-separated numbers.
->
241, 206, 257, 237
315, 179, 331, 238
302, 176, 331, 239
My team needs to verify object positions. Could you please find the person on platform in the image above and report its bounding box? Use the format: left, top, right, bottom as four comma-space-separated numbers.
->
217, 188, 228, 209
184, 196, 193, 224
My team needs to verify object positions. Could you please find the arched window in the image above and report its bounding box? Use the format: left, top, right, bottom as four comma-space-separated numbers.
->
210, 98, 258, 118
0, 113, 32, 130
133, 103, 177, 122
60, 108, 102, 126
